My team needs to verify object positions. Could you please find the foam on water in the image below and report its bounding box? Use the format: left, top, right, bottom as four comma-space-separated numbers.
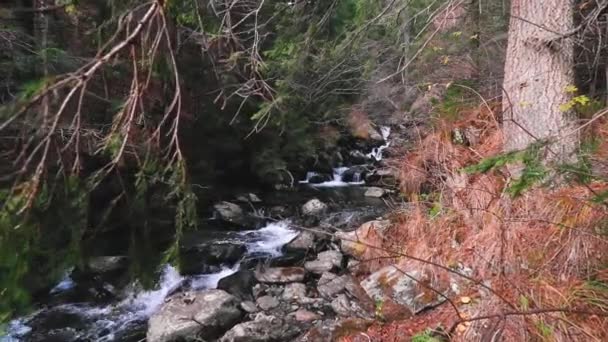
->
306, 167, 365, 188
4, 220, 299, 341
49, 269, 76, 295
191, 263, 240, 289
366, 126, 391, 161
2, 319, 32, 342
240, 220, 299, 257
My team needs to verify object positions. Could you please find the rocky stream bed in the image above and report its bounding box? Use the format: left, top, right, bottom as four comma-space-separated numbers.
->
2, 125, 457, 342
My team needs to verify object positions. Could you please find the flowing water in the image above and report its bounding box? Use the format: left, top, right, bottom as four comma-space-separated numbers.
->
2, 126, 392, 341
3, 221, 298, 342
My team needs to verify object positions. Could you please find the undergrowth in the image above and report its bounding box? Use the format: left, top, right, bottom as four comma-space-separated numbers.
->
376, 104, 608, 341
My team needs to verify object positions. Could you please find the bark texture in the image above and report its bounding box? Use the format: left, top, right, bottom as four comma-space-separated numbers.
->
502, 0, 577, 160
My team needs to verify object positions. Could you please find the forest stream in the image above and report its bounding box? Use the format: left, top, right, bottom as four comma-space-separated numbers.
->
3, 130, 393, 342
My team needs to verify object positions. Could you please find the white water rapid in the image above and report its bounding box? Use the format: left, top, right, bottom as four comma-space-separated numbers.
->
3, 220, 298, 342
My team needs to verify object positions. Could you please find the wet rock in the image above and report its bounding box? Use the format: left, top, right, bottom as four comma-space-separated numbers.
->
319, 207, 385, 232
252, 284, 267, 298
335, 220, 390, 259
341, 166, 368, 183
304, 250, 343, 274
282, 283, 307, 302
236, 193, 262, 203
217, 270, 256, 301
292, 309, 320, 322
269, 205, 290, 218
285, 231, 315, 251
180, 231, 246, 275
87, 256, 128, 274
219, 313, 301, 342
365, 168, 398, 187
256, 295, 279, 311
347, 150, 368, 165
214, 201, 246, 225
330, 294, 373, 319
361, 265, 453, 314
305, 260, 334, 275
367, 126, 384, 142
364, 187, 386, 198
301, 199, 328, 216
241, 301, 258, 313
147, 289, 242, 342
308, 174, 332, 184
255, 267, 306, 284
317, 272, 347, 299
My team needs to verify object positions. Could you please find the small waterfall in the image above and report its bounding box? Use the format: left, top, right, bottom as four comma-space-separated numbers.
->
190, 263, 240, 290
366, 126, 391, 161
309, 167, 363, 188
240, 220, 299, 257
4, 220, 298, 342
298, 171, 319, 184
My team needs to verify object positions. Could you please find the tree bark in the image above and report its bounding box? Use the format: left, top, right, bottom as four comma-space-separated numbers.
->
34, 0, 50, 125
502, 0, 577, 161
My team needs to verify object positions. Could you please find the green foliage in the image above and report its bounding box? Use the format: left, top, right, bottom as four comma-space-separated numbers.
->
374, 298, 384, 321
0, 177, 87, 320
432, 82, 477, 122
519, 295, 530, 310
535, 321, 554, 339
464, 142, 548, 197
558, 137, 599, 184
412, 329, 442, 342
166, 0, 199, 27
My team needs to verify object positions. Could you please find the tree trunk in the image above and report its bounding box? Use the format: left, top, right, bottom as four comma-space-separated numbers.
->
34, 0, 51, 125
502, 0, 577, 161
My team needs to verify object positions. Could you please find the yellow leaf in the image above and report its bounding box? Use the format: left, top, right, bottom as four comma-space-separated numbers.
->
564, 85, 578, 93
452, 31, 463, 37
65, 4, 77, 15
460, 296, 471, 304
559, 102, 573, 112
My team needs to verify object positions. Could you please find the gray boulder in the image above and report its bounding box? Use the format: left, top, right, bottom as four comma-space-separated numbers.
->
256, 295, 279, 311
290, 309, 320, 322
147, 290, 242, 342
330, 294, 373, 319
317, 272, 348, 299
364, 187, 386, 198
236, 193, 262, 203
361, 265, 456, 314
87, 256, 128, 274
219, 313, 300, 342
214, 201, 246, 225
301, 199, 328, 216
282, 283, 307, 302
304, 250, 343, 274
285, 231, 315, 251
255, 267, 306, 284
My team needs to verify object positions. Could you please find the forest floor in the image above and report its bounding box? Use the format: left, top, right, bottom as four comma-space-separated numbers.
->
342, 104, 608, 341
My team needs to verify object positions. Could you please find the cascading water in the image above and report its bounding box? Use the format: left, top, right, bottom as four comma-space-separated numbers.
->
366, 126, 391, 162
301, 167, 365, 188
3, 220, 298, 342
299, 125, 392, 187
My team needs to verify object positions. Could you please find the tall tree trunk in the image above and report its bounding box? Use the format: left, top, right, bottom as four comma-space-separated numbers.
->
502, 0, 577, 161
34, 0, 50, 126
